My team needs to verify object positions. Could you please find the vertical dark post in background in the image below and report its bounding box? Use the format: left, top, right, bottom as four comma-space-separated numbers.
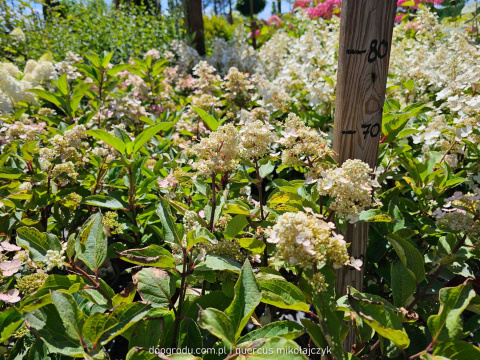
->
332, 0, 396, 351
249, 0, 256, 49
186, 0, 206, 55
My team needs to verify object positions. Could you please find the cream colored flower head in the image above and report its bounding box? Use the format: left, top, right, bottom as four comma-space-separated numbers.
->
266, 211, 349, 269
239, 119, 277, 160
317, 159, 379, 223
191, 123, 239, 177
279, 113, 334, 180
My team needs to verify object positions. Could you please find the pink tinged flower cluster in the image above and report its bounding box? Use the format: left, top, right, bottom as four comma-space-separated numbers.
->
0, 259, 21, 276
293, 0, 310, 9
397, 0, 444, 9
267, 15, 282, 27
303, 0, 342, 20
0, 289, 21, 303
0, 241, 21, 252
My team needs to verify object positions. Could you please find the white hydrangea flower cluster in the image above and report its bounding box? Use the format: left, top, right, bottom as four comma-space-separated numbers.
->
239, 119, 277, 160
48, 124, 88, 162
38, 125, 87, 182
45, 249, 66, 271
279, 113, 334, 180
9, 28, 26, 43
18, 182, 32, 192
22, 60, 56, 87
183, 210, 200, 233
170, 40, 201, 73
193, 61, 222, 95
5, 120, 45, 141
266, 211, 349, 270
317, 159, 380, 223
222, 67, 254, 102
434, 209, 475, 232
434, 191, 480, 240
144, 49, 162, 60
206, 32, 258, 76
191, 124, 239, 177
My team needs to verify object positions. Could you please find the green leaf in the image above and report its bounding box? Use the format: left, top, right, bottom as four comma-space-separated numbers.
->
76, 212, 107, 272
28, 89, 62, 107
131, 123, 173, 155
50, 291, 85, 341
237, 237, 265, 254
391, 261, 416, 307
156, 198, 183, 246
225, 260, 262, 340
116, 245, 176, 268
0, 308, 23, 342
127, 317, 163, 348
178, 317, 203, 351
25, 305, 84, 357
192, 106, 219, 131
56, 74, 68, 96
198, 308, 235, 346
16, 227, 62, 262
86, 52, 101, 68
259, 161, 275, 178
237, 321, 304, 344
18, 275, 86, 313
133, 267, 176, 308
225, 215, 249, 239
101, 51, 115, 68
195, 254, 243, 273
81, 195, 126, 209
82, 302, 150, 346
300, 319, 324, 348
433, 340, 480, 359
428, 283, 476, 342
86, 129, 126, 154
386, 233, 425, 283
358, 209, 395, 223
348, 288, 410, 349
259, 279, 309, 312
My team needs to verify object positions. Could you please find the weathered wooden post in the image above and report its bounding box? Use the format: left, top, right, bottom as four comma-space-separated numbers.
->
332, 0, 396, 351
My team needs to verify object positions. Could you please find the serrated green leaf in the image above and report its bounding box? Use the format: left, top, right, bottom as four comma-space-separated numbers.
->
133, 268, 176, 308
225, 260, 262, 340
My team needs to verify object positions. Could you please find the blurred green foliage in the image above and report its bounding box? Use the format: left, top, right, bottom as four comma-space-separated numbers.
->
0, 0, 182, 65
203, 14, 237, 42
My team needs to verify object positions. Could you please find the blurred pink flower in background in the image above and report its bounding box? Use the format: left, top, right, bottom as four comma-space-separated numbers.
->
395, 14, 407, 22
303, 0, 342, 20
267, 15, 282, 27
249, 30, 261, 38
293, 0, 310, 9
397, 0, 444, 9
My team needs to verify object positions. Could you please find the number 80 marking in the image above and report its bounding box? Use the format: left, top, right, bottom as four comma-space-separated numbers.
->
368, 39, 388, 63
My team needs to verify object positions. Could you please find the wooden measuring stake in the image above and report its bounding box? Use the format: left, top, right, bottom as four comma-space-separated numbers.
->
332, 0, 396, 305
332, 0, 396, 350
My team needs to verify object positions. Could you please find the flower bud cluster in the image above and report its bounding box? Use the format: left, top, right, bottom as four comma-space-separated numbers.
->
15, 272, 48, 295
103, 212, 124, 234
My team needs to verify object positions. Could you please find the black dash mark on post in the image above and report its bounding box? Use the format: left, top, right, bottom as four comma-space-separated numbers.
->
346, 49, 367, 55
342, 130, 357, 135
